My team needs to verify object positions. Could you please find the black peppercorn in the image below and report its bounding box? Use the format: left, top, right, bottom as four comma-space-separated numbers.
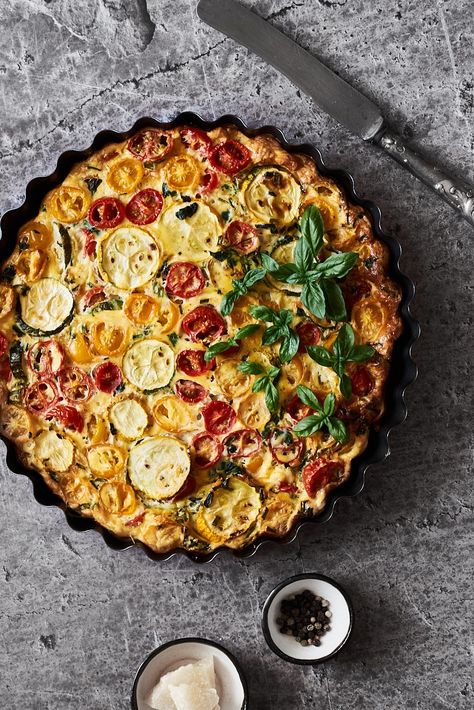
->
277, 589, 331, 646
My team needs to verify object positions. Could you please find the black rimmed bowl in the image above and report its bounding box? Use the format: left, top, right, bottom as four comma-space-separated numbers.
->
0, 112, 420, 562
262, 573, 353, 664
131, 638, 248, 710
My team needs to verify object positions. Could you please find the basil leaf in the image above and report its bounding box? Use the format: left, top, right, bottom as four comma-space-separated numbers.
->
242, 267, 266, 289
323, 392, 336, 416
238, 361, 266, 375
260, 253, 279, 271
264, 380, 280, 413
220, 290, 239, 316
307, 345, 334, 367
333, 323, 355, 360
268, 366, 281, 379
296, 384, 322, 412
293, 414, 325, 437
269, 263, 301, 283
279, 329, 299, 363
249, 305, 278, 322
313, 252, 358, 279
348, 344, 375, 362
252, 375, 269, 393
280, 309, 294, 327
261, 325, 282, 346
320, 279, 347, 322
204, 339, 236, 362
301, 282, 326, 319
300, 205, 324, 258
294, 234, 313, 273
327, 417, 349, 444
235, 323, 260, 340
339, 373, 353, 399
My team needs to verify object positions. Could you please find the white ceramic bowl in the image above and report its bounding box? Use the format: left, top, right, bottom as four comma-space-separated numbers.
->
131, 638, 248, 710
262, 574, 353, 664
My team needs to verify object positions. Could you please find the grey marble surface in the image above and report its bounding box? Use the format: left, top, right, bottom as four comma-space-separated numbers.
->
0, 1, 473, 708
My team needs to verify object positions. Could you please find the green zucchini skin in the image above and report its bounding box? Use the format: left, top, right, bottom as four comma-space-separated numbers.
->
58, 225, 72, 267
9, 341, 26, 382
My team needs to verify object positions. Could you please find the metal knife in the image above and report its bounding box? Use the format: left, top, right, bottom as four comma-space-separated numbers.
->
197, 0, 474, 229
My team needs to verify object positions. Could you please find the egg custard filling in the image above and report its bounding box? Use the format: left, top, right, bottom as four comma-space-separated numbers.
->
0, 124, 401, 554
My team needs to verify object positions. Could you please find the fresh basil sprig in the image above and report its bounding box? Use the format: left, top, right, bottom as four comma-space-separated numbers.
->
268, 205, 358, 321
204, 323, 260, 363
237, 361, 281, 413
293, 385, 348, 443
248, 305, 299, 364
307, 323, 375, 399
220, 267, 267, 316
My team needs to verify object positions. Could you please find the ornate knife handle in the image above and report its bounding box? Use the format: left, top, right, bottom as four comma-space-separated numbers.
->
373, 128, 474, 229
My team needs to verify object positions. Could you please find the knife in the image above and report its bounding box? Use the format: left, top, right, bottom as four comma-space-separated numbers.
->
197, 0, 474, 230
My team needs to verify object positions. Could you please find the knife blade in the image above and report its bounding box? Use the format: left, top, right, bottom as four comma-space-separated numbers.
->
197, 0, 474, 229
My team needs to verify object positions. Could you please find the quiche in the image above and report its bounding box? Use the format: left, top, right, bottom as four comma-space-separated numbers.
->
0, 124, 402, 555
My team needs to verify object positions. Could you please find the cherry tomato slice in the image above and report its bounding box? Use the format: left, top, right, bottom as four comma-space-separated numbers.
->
172, 475, 197, 501
0, 356, 12, 382
176, 349, 214, 376
125, 511, 146, 528
57, 367, 93, 403
223, 428, 262, 458
182, 305, 226, 344
225, 221, 259, 254
209, 140, 251, 176
81, 228, 97, 258
351, 366, 374, 397
24, 379, 59, 414
202, 400, 236, 436
45, 404, 84, 432
296, 321, 321, 352
192, 432, 223, 469
127, 129, 173, 162
269, 428, 304, 465
174, 379, 208, 403
125, 189, 163, 225
0, 332, 9, 358
342, 278, 372, 314
179, 127, 212, 155
278, 482, 299, 494
92, 362, 123, 393
302, 458, 343, 498
82, 286, 107, 310
286, 394, 312, 422
165, 262, 205, 299
27, 340, 65, 375
199, 169, 219, 194
88, 197, 125, 229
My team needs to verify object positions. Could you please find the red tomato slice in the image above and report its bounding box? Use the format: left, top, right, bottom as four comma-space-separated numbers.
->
192, 432, 223, 469
278, 482, 299, 494
172, 475, 197, 501
351, 366, 374, 397
296, 321, 321, 352
125, 511, 146, 528
45, 404, 84, 433
179, 127, 212, 155
92, 362, 123, 393
24, 379, 59, 414
209, 140, 251, 175
82, 286, 107, 310
225, 221, 259, 254
88, 197, 125, 229
199, 169, 219, 194
286, 394, 312, 422
269, 428, 304, 465
57, 367, 93, 403
223, 428, 262, 458
176, 349, 214, 376
127, 129, 173, 161
202, 400, 236, 436
182, 306, 226, 344
81, 228, 97, 258
174, 379, 208, 403
0, 332, 8, 358
342, 278, 372, 313
0, 356, 12, 382
302, 458, 342, 498
165, 262, 205, 299
125, 189, 163, 225
27, 340, 65, 375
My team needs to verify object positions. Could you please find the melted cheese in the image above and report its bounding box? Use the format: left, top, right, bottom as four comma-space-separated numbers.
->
34, 431, 74, 472
128, 436, 190, 499
152, 201, 221, 260
98, 226, 161, 289
122, 339, 174, 391
109, 398, 148, 439
20, 278, 73, 333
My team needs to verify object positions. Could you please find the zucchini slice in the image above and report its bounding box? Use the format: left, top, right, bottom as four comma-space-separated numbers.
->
153, 201, 221, 260
194, 477, 261, 543
128, 435, 190, 499
98, 226, 161, 289
122, 339, 174, 391
18, 278, 74, 336
242, 166, 301, 227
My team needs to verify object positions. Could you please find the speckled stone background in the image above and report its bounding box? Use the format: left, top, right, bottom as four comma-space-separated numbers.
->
0, 1, 473, 708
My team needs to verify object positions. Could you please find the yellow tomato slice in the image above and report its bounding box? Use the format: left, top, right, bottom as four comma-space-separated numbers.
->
16, 249, 48, 282
215, 359, 251, 398
0, 285, 15, 320
107, 157, 144, 193
18, 221, 52, 250
152, 395, 196, 432
99, 481, 136, 515
88, 444, 126, 479
155, 297, 179, 334
87, 413, 109, 445
49, 186, 89, 223
68, 331, 94, 364
164, 155, 201, 190
279, 355, 305, 392
351, 300, 386, 342
124, 293, 160, 325
63, 476, 97, 508
194, 478, 261, 544
0, 405, 32, 443
138, 513, 185, 553
238, 393, 271, 429
91, 320, 128, 356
